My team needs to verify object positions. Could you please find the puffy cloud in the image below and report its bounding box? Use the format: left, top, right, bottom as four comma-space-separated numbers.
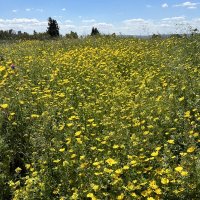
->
162, 3, 169, 8
62, 8, 66, 11
0, 18, 47, 32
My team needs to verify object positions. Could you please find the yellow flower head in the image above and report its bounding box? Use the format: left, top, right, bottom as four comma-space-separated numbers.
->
161, 178, 169, 184
187, 146, 195, 153
0, 104, 8, 109
106, 158, 117, 166
167, 140, 175, 144
175, 166, 183, 172
87, 193, 97, 200
151, 151, 159, 157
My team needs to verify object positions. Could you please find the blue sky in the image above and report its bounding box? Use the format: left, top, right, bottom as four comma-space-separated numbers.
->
0, 0, 200, 35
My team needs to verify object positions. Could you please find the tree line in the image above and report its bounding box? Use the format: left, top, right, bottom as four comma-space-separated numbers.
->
0, 17, 102, 40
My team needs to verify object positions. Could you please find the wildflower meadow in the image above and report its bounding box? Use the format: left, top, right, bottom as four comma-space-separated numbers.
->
0, 35, 200, 199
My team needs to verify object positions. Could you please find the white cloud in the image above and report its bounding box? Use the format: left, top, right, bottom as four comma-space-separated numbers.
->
173, 1, 200, 9
123, 18, 146, 25
25, 8, 31, 12
119, 16, 200, 35
162, 16, 186, 21
0, 17, 200, 36
0, 18, 47, 33
62, 8, 66, 11
12, 10, 18, 13
82, 19, 96, 23
187, 6, 197, 9
162, 3, 169, 8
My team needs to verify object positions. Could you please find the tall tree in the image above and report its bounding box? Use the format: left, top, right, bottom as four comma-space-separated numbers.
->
91, 27, 100, 36
47, 17, 59, 37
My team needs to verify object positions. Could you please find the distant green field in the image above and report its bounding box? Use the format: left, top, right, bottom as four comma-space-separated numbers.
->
0, 36, 200, 199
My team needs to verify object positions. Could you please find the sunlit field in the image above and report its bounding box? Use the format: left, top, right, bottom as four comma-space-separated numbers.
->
0, 36, 200, 199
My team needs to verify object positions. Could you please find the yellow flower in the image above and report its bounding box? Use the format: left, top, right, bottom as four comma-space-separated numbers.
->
187, 146, 195, 153
161, 178, 169, 184
184, 111, 191, 118
149, 180, 158, 189
31, 114, 40, 118
91, 184, 99, 192
0, 104, 8, 109
67, 123, 73, 127
147, 198, 155, 200
80, 155, 85, 160
58, 124, 65, 130
87, 193, 97, 200
115, 168, 123, 174
15, 167, 22, 173
178, 97, 184, 102
167, 140, 175, 144
19, 100, 24, 105
71, 154, 76, 158
53, 159, 61, 163
76, 137, 83, 144
25, 164, 31, 169
104, 168, 113, 173
106, 158, 117, 166
59, 148, 65, 152
113, 144, 119, 149
155, 188, 162, 195
155, 146, 161, 151
117, 193, 124, 200
123, 165, 129, 170
88, 118, 94, 123
63, 161, 68, 167
130, 160, 137, 166
180, 171, 188, 176
0, 66, 6, 72
175, 166, 183, 172
75, 131, 81, 137
151, 151, 159, 157
71, 191, 78, 200
93, 161, 101, 166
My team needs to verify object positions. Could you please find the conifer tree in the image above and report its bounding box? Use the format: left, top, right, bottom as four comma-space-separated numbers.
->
47, 17, 59, 37
91, 27, 100, 36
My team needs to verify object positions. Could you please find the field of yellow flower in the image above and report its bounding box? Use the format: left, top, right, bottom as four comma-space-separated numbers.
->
0, 36, 200, 199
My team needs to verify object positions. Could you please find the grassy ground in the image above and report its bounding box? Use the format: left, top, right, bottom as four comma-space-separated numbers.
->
0, 36, 200, 199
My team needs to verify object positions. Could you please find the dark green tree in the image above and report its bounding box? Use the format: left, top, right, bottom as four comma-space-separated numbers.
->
91, 27, 100, 36
47, 17, 59, 37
